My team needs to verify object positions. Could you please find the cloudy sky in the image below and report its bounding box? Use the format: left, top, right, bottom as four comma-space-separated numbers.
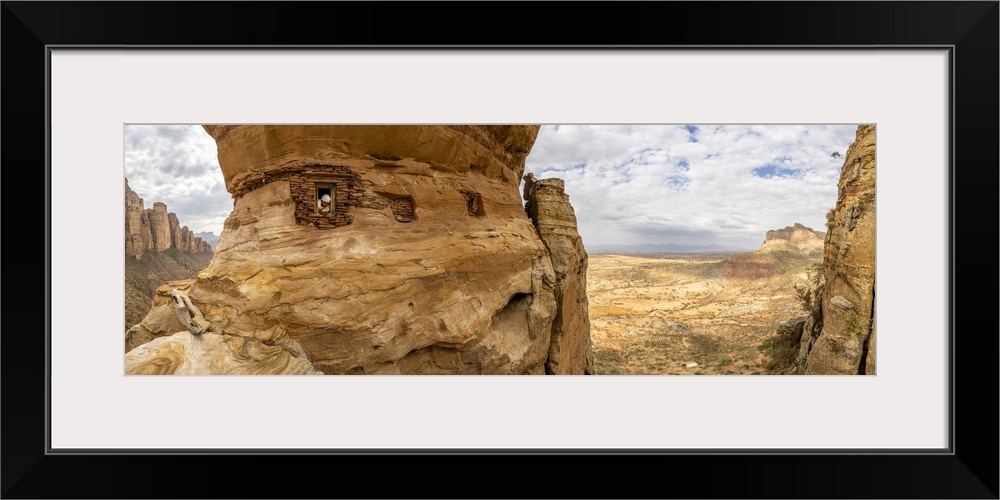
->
524, 124, 859, 250
124, 125, 229, 236
124, 124, 859, 248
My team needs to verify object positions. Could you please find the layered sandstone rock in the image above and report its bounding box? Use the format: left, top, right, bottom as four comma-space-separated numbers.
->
124, 179, 151, 257
524, 176, 594, 374
124, 180, 212, 257
128, 125, 594, 375
126, 331, 321, 375
797, 125, 876, 374
139, 210, 153, 251
168, 213, 183, 249
126, 280, 200, 352
762, 223, 825, 255
148, 202, 172, 251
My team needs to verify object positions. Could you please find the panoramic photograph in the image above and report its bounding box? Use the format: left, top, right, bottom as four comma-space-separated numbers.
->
124, 124, 875, 375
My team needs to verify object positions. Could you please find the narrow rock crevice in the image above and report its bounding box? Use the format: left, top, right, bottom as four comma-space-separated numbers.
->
857, 283, 875, 375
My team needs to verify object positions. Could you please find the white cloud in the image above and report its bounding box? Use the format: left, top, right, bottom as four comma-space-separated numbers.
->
123, 124, 861, 249
525, 124, 860, 249
124, 125, 230, 235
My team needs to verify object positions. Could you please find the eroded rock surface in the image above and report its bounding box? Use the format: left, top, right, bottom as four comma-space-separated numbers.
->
126, 280, 201, 352
524, 176, 594, 375
125, 179, 152, 257
127, 125, 594, 375
126, 331, 320, 375
148, 202, 171, 251
797, 125, 876, 374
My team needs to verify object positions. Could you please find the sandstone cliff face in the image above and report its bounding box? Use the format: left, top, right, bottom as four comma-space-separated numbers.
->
125, 180, 212, 257
797, 125, 876, 374
148, 202, 171, 251
124, 179, 151, 257
524, 176, 594, 374
762, 223, 825, 254
127, 125, 594, 375
168, 213, 183, 251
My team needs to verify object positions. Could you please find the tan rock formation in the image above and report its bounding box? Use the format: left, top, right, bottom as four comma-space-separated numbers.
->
126, 331, 321, 375
124, 180, 212, 256
126, 280, 200, 352
127, 125, 594, 375
179, 226, 212, 253
180, 226, 193, 251
524, 176, 595, 374
168, 212, 183, 249
762, 223, 825, 255
797, 125, 876, 374
179, 226, 191, 251
147, 202, 171, 251
139, 210, 153, 252
124, 179, 148, 257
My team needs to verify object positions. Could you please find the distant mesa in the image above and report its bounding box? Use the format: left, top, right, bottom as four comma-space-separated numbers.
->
759, 222, 825, 255
125, 178, 212, 258
719, 222, 824, 281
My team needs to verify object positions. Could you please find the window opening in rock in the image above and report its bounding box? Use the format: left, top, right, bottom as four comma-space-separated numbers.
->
315, 186, 335, 215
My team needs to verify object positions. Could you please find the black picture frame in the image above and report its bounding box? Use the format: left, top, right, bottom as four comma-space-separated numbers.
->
2, 2, 996, 498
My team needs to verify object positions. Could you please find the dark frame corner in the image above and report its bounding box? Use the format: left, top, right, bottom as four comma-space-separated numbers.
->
2, 2, 996, 498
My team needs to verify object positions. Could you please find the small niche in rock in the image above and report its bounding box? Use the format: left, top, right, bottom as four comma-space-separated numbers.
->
389, 196, 415, 223
460, 190, 485, 217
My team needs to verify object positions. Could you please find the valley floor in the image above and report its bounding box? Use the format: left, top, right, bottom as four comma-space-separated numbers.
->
587, 253, 816, 375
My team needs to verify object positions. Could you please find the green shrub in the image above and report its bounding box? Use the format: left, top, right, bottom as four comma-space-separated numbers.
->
758, 333, 800, 374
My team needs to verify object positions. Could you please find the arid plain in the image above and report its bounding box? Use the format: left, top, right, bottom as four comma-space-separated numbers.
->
587, 245, 820, 375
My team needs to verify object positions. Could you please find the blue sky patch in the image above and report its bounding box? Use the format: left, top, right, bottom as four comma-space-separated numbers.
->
752, 164, 800, 178
664, 175, 690, 189
684, 125, 699, 142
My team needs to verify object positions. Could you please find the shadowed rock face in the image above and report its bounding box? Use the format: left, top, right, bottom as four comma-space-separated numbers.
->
127, 125, 594, 375
797, 125, 876, 374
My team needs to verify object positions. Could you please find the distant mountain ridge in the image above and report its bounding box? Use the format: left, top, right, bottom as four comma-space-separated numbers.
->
194, 231, 219, 249
588, 242, 748, 254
